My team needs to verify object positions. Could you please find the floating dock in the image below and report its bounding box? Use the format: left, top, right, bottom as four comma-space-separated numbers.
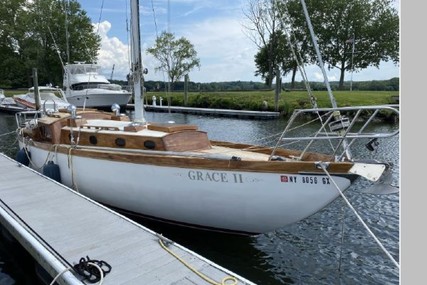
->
126, 104, 281, 119
0, 153, 256, 285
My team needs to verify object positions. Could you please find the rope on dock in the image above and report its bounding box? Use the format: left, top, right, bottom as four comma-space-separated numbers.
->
50, 257, 108, 285
157, 234, 238, 285
316, 162, 400, 270
49, 267, 73, 285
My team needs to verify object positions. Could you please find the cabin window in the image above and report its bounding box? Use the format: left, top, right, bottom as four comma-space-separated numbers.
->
144, 140, 156, 149
72, 82, 105, 90
115, 137, 126, 147
89, 135, 98, 145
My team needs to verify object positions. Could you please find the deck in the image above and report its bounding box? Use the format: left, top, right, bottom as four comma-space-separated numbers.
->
0, 153, 255, 285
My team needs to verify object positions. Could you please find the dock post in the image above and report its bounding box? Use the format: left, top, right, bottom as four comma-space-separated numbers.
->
33, 68, 41, 110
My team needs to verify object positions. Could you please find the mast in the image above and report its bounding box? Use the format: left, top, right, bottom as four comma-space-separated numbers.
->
110, 64, 115, 81
130, 0, 145, 122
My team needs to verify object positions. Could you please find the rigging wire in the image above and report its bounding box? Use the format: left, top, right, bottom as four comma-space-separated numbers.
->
278, 0, 337, 154
317, 162, 400, 270
48, 26, 65, 70
337, 198, 347, 272
279, 1, 317, 109
63, 0, 70, 64
167, 0, 172, 109
95, 0, 105, 35
150, 0, 170, 103
125, 0, 134, 99
126, 0, 131, 73
85, 0, 105, 89
150, 0, 160, 38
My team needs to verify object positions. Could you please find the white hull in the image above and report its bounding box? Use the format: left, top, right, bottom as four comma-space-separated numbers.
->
65, 89, 131, 108
21, 143, 352, 234
13, 87, 70, 111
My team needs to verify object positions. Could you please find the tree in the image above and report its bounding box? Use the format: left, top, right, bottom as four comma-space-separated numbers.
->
243, 0, 282, 87
244, 0, 313, 88
291, 0, 399, 89
147, 32, 200, 91
25, 0, 100, 85
0, 0, 100, 88
0, 0, 28, 87
247, 0, 399, 90
254, 31, 297, 86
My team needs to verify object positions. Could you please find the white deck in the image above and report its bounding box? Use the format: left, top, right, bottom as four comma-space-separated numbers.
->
0, 153, 255, 285
200, 146, 272, 161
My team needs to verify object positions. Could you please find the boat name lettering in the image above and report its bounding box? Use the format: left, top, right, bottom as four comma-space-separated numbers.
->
187, 170, 243, 183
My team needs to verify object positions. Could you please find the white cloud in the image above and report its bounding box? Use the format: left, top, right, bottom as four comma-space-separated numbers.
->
93, 16, 399, 84
94, 21, 131, 81
170, 17, 259, 82
94, 15, 261, 82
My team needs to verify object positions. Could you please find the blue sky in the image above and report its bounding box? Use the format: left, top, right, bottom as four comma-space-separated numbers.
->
77, 0, 400, 83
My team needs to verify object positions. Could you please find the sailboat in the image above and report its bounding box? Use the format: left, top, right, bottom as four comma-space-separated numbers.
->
14, 0, 399, 235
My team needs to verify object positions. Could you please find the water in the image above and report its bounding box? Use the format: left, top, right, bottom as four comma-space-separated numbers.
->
0, 111, 400, 284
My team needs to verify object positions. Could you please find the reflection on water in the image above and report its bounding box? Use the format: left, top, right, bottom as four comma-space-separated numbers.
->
0, 111, 399, 284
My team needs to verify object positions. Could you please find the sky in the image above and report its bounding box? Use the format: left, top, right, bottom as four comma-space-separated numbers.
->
76, 0, 400, 83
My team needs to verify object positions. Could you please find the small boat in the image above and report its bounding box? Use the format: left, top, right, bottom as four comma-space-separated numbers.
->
13, 86, 70, 112
0, 89, 30, 113
14, 0, 399, 235
62, 62, 132, 110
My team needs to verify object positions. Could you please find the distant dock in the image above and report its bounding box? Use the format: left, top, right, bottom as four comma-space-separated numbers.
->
0, 153, 256, 285
126, 104, 281, 119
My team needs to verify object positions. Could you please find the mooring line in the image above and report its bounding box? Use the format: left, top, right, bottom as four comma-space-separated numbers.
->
157, 234, 238, 285
316, 162, 400, 270
0, 130, 16, 137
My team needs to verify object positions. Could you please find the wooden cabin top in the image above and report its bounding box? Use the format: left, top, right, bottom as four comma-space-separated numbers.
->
28, 111, 212, 152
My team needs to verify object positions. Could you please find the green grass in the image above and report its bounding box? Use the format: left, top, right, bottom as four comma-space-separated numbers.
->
3, 89, 29, 97
4, 88, 399, 118
147, 90, 399, 115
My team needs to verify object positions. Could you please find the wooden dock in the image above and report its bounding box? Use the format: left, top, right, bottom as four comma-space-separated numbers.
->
0, 153, 256, 285
126, 104, 281, 119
